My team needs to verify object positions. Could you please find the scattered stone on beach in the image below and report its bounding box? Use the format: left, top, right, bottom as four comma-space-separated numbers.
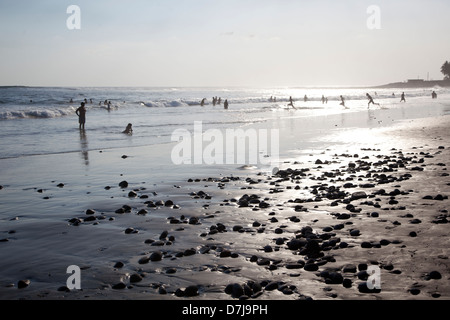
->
57, 183, 64, 188
85, 209, 95, 215
113, 261, 124, 269
138, 256, 150, 264
119, 180, 128, 188
130, 273, 143, 283
128, 191, 138, 198
112, 282, 127, 290
124, 227, 138, 234
17, 279, 30, 289
150, 251, 163, 261
427, 271, 442, 280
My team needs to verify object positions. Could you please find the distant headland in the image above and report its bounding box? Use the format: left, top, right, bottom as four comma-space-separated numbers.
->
375, 78, 450, 89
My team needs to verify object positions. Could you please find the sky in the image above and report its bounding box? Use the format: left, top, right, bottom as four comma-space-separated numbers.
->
1, 0, 449, 87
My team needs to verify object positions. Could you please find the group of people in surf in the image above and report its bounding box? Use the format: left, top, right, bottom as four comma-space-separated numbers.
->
200, 97, 229, 109
284, 91, 411, 109
74, 100, 132, 134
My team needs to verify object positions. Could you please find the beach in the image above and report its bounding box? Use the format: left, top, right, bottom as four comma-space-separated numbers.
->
0, 89, 449, 301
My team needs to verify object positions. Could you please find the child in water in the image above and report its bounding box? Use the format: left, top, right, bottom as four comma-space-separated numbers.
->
122, 123, 133, 134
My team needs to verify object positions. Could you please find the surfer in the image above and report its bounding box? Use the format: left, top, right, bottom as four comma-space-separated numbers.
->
122, 123, 133, 134
321, 95, 325, 104
76, 102, 86, 130
201, 98, 206, 106
366, 93, 380, 108
400, 92, 406, 103
224, 99, 229, 109
304, 95, 308, 102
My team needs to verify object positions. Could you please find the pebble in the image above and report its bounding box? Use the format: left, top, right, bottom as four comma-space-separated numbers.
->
130, 273, 143, 283
112, 282, 126, 290
428, 271, 442, 280
150, 251, 163, 261
119, 180, 128, 188
184, 285, 199, 297
18, 279, 30, 289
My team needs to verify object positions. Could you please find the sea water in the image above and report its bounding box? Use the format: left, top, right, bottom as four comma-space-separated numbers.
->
1, 86, 449, 161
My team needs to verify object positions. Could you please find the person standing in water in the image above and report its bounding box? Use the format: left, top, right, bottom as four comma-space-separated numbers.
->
76, 102, 86, 130
224, 99, 229, 109
400, 92, 406, 103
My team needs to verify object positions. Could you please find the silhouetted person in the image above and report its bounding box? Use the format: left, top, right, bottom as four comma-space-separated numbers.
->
366, 93, 379, 108
224, 99, 229, 109
400, 92, 406, 102
288, 96, 294, 107
122, 123, 133, 134
321, 95, 325, 104
339, 95, 346, 107
304, 95, 308, 102
432, 91, 437, 99
201, 98, 206, 106
76, 102, 86, 130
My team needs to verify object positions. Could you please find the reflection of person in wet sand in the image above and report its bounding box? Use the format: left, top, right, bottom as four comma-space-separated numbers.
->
76, 102, 86, 129
79, 129, 89, 166
366, 93, 380, 108
122, 123, 133, 134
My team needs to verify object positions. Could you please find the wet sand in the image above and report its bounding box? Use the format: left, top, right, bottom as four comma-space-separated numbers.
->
0, 114, 449, 301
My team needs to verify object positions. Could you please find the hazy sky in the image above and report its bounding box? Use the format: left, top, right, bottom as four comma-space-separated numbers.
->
1, 0, 449, 87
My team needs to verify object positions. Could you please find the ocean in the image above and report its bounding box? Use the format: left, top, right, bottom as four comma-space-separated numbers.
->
1, 86, 449, 161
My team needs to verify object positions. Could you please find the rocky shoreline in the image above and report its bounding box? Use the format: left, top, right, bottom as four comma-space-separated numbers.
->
1, 117, 449, 300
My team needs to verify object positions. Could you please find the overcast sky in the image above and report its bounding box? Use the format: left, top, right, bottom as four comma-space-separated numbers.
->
1, 0, 449, 87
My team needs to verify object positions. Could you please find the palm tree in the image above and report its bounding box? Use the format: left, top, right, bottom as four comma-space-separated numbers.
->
441, 61, 450, 80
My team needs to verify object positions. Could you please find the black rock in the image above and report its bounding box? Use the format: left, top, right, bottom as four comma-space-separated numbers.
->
128, 191, 137, 198
184, 285, 199, 297
112, 282, 126, 290
428, 271, 442, 280
361, 241, 372, 248
113, 261, 124, 268
265, 281, 279, 291
57, 286, 70, 292
409, 288, 420, 295
18, 279, 30, 289
343, 278, 352, 288
138, 256, 150, 264
342, 264, 357, 273
86, 209, 95, 215
150, 251, 163, 261
304, 263, 318, 271
358, 282, 381, 293
130, 273, 143, 283
119, 180, 128, 188
137, 209, 148, 215
287, 239, 307, 250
